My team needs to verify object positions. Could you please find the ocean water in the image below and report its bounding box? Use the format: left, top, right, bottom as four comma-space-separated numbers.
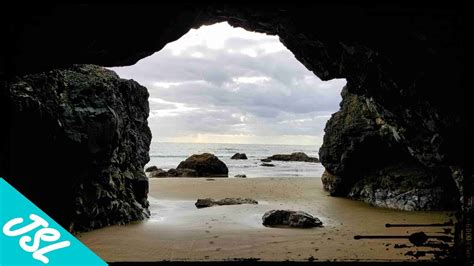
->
147, 142, 324, 178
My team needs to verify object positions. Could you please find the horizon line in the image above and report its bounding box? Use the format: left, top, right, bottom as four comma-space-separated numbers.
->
150, 141, 318, 147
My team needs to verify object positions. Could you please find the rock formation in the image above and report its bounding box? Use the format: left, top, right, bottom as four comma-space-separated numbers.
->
1, 65, 151, 232
266, 152, 319, 163
177, 153, 228, 177
231, 153, 247, 160
147, 154, 229, 178
319, 87, 460, 210
262, 210, 323, 228
261, 163, 275, 167
195, 198, 258, 208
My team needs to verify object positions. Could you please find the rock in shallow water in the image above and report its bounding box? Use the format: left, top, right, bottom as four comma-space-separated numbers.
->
266, 152, 319, 163
195, 198, 258, 208
262, 210, 323, 228
231, 153, 248, 160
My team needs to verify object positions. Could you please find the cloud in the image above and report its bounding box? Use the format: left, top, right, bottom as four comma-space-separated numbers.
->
109, 22, 345, 146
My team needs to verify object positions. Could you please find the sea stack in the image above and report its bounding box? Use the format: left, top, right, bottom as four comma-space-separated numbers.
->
177, 153, 229, 177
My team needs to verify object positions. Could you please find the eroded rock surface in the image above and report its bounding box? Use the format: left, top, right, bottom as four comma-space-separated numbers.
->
319, 88, 460, 210
195, 198, 258, 208
2, 65, 151, 231
321, 170, 341, 195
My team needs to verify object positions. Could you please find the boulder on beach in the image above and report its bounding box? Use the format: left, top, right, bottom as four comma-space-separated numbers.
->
177, 153, 228, 177
261, 163, 275, 167
266, 152, 319, 163
195, 198, 258, 208
145, 165, 159, 172
235, 174, 247, 178
147, 153, 228, 178
231, 153, 248, 160
262, 210, 323, 228
260, 159, 272, 163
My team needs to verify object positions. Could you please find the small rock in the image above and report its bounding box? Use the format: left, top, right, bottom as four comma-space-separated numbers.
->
260, 159, 272, 162
234, 174, 247, 178
231, 153, 248, 160
261, 163, 275, 167
262, 210, 323, 228
195, 198, 258, 208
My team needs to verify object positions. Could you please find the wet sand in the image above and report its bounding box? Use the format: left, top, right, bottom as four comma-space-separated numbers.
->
77, 177, 454, 262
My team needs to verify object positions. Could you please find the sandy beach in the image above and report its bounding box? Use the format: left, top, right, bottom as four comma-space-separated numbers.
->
77, 177, 454, 262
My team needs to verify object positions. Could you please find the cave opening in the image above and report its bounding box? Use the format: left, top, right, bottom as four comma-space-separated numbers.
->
109, 22, 346, 178
74, 22, 457, 261
1, 3, 466, 263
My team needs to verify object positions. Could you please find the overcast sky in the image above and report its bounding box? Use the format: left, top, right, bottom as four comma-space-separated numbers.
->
109, 22, 345, 146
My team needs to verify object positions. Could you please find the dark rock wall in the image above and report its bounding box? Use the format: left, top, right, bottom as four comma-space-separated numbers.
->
1, 65, 151, 232
320, 87, 460, 210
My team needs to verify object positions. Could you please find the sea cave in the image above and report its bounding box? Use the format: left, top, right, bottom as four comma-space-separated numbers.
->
0, 2, 468, 264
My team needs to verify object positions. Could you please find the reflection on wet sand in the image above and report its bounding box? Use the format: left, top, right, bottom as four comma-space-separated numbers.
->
77, 177, 454, 262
